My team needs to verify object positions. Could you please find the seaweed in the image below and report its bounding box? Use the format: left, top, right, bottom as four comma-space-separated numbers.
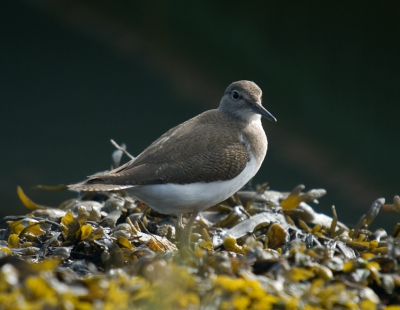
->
1, 164, 399, 309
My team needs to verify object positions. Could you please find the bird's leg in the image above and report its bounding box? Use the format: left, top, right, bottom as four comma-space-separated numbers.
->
178, 211, 199, 250
176, 213, 184, 241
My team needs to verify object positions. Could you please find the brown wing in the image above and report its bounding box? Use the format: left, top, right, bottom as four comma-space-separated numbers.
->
81, 110, 249, 187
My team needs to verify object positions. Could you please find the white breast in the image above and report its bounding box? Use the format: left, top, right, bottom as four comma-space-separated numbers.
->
126, 153, 262, 214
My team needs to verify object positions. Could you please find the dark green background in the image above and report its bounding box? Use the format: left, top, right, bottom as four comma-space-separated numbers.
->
1, 1, 399, 229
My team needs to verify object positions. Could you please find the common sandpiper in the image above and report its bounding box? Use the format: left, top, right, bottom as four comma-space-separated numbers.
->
69, 80, 277, 248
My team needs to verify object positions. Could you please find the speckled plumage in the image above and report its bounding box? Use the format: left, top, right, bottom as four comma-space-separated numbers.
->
70, 81, 275, 192
69, 81, 276, 247
83, 111, 250, 187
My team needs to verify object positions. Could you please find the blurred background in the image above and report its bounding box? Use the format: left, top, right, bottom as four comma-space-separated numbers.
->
1, 0, 399, 228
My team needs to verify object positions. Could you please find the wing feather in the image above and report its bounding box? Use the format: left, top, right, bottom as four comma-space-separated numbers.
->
69, 110, 249, 188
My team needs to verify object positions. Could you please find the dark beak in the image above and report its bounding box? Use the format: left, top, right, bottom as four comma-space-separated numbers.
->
252, 102, 277, 122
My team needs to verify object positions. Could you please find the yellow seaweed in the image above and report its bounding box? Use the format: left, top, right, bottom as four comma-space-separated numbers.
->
7, 234, 20, 249
16, 186, 49, 210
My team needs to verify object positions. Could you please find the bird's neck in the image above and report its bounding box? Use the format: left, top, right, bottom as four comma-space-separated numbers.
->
241, 119, 268, 165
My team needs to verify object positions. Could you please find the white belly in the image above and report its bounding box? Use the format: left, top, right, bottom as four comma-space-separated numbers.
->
126, 154, 261, 214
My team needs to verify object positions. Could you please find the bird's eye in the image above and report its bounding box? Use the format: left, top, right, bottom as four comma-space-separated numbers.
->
231, 90, 240, 100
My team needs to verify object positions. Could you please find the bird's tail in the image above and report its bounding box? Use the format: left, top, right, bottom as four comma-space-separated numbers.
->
68, 178, 133, 192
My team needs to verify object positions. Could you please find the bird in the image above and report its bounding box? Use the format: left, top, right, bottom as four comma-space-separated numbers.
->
69, 80, 277, 248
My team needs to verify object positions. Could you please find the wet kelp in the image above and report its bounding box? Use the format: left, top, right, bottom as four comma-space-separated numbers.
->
1, 176, 400, 308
